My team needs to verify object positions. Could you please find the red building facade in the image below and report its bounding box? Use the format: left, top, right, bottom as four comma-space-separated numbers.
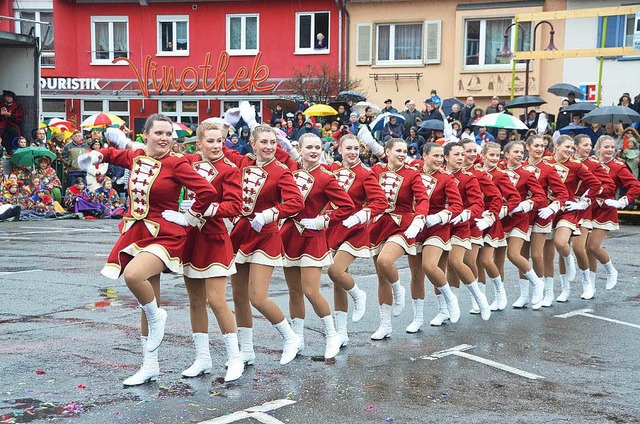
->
37, 0, 345, 133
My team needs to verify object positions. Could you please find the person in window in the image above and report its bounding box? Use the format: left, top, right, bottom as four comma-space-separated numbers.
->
164, 41, 173, 52
0, 90, 25, 155
314, 33, 328, 49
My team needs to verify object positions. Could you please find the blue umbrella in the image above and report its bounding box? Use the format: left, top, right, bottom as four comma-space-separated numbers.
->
559, 124, 598, 142
442, 98, 464, 117
369, 113, 405, 132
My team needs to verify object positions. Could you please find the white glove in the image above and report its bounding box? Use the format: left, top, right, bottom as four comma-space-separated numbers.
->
403, 216, 425, 239
300, 215, 328, 230
106, 127, 129, 149
162, 210, 188, 226
357, 125, 384, 157
451, 210, 471, 225
426, 214, 442, 228
179, 199, 195, 212
498, 204, 508, 220
538, 203, 559, 220
275, 128, 292, 152
342, 209, 369, 228
223, 107, 242, 128
475, 217, 492, 231
604, 198, 628, 209
78, 151, 102, 171
511, 200, 533, 214
251, 212, 266, 232
239, 101, 257, 128
565, 199, 589, 211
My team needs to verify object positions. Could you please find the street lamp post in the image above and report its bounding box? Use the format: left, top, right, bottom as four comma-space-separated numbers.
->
499, 20, 557, 97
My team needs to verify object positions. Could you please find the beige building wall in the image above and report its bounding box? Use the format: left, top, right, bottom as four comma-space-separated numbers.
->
347, 0, 566, 111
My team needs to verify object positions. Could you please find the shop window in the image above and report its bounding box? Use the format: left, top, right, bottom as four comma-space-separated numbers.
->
596, 15, 640, 60
463, 17, 531, 70
296, 12, 330, 54
15, 11, 55, 67
91, 16, 129, 64
41, 99, 66, 121
157, 16, 189, 56
82, 100, 129, 127
159, 100, 199, 129
226, 14, 259, 56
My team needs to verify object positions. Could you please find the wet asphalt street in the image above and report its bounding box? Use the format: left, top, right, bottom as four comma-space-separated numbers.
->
1, 220, 639, 424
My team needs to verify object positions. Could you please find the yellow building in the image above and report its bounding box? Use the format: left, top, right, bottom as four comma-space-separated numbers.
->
347, 0, 567, 110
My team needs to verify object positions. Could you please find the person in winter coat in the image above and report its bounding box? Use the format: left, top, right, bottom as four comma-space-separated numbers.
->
405, 126, 426, 150
381, 115, 403, 139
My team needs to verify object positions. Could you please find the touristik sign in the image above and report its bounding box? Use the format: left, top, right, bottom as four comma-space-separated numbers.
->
114, 51, 276, 97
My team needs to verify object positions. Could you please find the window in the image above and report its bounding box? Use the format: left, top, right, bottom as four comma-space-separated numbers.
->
377, 23, 422, 65
15, 11, 55, 67
296, 12, 330, 54
596, 15, 640, 59
226, 14, 259, 55
157, 15, 189, 55
82, 100, 129, 127
41, 99, 66, 121
159, 100, 199, 129
91, 16, 129, 64
464, 18, 531, 69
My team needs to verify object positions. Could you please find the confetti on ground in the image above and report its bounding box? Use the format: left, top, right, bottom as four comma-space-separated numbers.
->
364, 405, 375, 411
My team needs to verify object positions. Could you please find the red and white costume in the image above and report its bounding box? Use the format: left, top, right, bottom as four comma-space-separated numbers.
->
448, 168, 484, 250
484, 166, 521, 247
326, 161, 388, 258
592, 158, 640, 231
369, 163, 430, 256
466, 164, 503, 246
546, 157, 601, 232
182, 153, 242, 278
279, 164, 355, 267
522, 158, 570, 234
576, 156, 615, 230
98, 148, 218, 279
414, 167, 463, 251
224, 148, 304, 266
500, 165, 547, 241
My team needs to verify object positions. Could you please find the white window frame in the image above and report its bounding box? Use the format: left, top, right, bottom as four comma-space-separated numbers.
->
463, 17, 531, 71
226, 14, 259, 56
295, 11, 331, 55
82, 99, 129, 125
158, 100, 199, 125
375, 22, 423, 66
156, 15, 189, 56
90, 16, 129, 65
14, 9, 55, 68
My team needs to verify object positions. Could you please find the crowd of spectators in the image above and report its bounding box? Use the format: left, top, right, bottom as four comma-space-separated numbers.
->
2, 87, 640, 222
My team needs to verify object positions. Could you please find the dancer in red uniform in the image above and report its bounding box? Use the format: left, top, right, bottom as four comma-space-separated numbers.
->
441, 141, 492, 322
559, 134, 615, 301
326, 134, 388, 345
589, 135, 640, 291
458, 139, 504, 315
546, 135, 601, 300
223, 124, 305, 366
161, 123, 245, 382
498, 140, 547, 309
279, 133, 355, 359
78, 114, 218, 386
479, 142, 521, 311
521, 135, 570, 307
368, 138, 429, 340
406, 142, 465, 329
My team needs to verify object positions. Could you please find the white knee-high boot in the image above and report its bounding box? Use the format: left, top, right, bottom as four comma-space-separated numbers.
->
223, 333, 244, 382
123, 336, 160, 386
182, 333, 212, 378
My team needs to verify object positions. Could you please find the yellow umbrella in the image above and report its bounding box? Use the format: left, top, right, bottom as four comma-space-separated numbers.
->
302, 104, 338, 117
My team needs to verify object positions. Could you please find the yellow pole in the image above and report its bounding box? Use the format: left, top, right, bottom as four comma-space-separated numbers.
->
510, 23, 520, 100
597, 16, 607, 106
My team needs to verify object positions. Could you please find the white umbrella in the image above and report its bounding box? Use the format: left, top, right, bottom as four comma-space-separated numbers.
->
473, 113, 528, 130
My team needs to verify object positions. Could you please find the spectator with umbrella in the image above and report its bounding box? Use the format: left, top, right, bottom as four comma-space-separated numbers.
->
405, 126, 426, 151
447, 103, 462, 123
556, 99, 572, 130
459, 96, 476, 127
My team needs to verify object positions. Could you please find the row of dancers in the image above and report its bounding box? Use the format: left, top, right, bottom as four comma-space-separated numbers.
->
78, 103, 639, 386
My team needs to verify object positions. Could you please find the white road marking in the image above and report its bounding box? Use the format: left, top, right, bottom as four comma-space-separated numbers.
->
0, 269, 42, 276
199, 399, 296, 424
555, 308, 640, 330
95, 254, 109, 257
416, 344, 545, 380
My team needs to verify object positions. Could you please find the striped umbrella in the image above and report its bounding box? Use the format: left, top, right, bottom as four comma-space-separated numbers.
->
473, 113, 528, 130
172, 122, 193, 139
81, 112, 125, 129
